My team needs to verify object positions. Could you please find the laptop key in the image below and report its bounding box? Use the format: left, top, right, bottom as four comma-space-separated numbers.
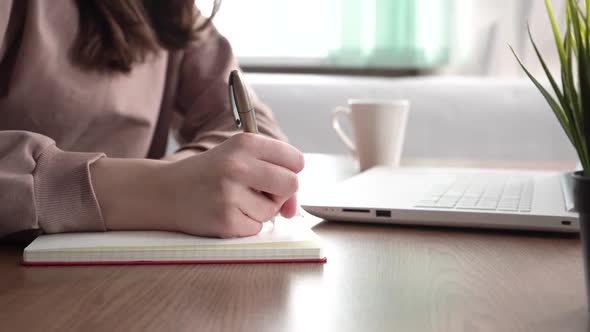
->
414, 200, 438, 208
498, 206, 518, 212
476, 200, 499, 210
470, 205, 497, 211
456, 198, 479, 209
435, 201, 457, 208
422, 195, 442, 201
416, 175, 534, 212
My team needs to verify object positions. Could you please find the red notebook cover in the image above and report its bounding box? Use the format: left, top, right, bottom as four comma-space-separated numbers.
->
22, 257, 327, 266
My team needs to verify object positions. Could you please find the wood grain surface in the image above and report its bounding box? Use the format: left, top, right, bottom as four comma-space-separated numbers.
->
1, 223, 587, 332
1, 155, 586, 332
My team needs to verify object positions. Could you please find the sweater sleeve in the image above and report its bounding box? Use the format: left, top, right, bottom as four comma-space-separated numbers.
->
172, 8, 287, 152
0, 131, 106, 237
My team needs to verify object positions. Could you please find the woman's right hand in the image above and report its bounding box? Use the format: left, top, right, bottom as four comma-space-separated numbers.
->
91, 133, 304, 238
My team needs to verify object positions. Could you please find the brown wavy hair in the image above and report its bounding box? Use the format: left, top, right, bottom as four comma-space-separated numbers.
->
71, 0, 221, 73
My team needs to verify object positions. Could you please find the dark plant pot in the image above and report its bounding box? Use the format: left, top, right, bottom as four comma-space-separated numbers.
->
572, 171, 590, 309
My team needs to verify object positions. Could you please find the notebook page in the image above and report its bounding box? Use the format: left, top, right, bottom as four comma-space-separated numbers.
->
27, 219, 319, 252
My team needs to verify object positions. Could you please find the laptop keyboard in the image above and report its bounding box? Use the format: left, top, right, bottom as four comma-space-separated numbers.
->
414, 175, 534, 212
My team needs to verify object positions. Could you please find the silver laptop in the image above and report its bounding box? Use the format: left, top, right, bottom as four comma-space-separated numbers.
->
301, 166, 579, 232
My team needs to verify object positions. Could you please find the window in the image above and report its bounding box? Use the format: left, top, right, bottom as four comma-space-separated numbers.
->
199, 0, 473, 71
200, 0, 567, 77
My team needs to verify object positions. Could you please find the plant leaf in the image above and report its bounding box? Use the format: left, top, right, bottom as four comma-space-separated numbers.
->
510, 45, 575, 146
563, 5, 580, 135
527, 23, 568, 112
577, 1, 590, 170
563, 31, 589, 167
568, 0, 590, 166
572, 0, 587, 50
564, 20, 581, 131
585, 0, 590, 69
565, 0, 583, 125
566, 1, 579, 56
545, 0, 567, 62
577, 2, 587, 48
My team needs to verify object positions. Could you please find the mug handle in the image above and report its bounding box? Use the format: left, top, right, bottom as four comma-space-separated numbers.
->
331, 106, 357, 156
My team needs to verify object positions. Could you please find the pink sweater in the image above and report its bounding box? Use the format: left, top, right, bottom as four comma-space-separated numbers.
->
0, 1, 286, 238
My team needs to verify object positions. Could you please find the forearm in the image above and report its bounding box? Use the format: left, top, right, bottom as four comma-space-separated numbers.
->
162, 149, 199, 162
91, 134, 303, 238
90, 157, 174, 232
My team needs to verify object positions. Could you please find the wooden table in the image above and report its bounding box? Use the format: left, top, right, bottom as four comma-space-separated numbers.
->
1, 155, 587, 332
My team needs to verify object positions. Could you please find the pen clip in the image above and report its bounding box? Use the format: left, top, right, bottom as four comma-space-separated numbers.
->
228, 72, 242, 129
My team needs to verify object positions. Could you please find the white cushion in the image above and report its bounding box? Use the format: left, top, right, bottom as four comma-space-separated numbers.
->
248, 73, 576, 161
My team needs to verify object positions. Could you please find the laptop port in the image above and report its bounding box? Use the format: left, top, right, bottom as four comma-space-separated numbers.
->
376, 210, 391, 217
561, 220, 572, 226
342, 208, 371, 213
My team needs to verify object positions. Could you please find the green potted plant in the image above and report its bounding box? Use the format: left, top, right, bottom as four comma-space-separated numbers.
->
511, 0, 590, 308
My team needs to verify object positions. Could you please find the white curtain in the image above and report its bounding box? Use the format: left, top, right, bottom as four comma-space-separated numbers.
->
201, 0, 340, 60
202, 0, 469, 68
199, 0, 566, 76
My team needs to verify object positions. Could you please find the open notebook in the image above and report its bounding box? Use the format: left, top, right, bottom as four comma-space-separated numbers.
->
22, 219, 325, 266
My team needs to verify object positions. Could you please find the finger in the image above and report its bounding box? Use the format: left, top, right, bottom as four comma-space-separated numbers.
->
232, 208, 264, 237
237, 187, 280, 223
236, 133, 305, 173
280, 195, 298, 218
262, 191, 290, 215
242, 159, 299, 198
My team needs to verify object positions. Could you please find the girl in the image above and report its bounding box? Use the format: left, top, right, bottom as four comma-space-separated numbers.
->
0, 0, 303, 240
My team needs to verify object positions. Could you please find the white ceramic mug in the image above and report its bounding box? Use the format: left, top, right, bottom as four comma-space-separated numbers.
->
331, 99, 409, 171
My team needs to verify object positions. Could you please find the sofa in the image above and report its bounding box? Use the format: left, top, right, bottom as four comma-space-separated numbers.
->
246, 73, 576, 162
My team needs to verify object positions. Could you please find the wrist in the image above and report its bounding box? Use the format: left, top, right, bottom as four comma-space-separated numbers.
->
90, 157, 174, 232
162, 149, 201, 162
